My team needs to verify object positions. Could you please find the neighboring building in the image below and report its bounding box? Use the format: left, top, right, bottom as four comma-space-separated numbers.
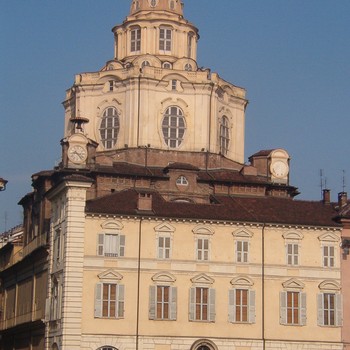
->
0, 1, 345, 350
335, 194, 350, 350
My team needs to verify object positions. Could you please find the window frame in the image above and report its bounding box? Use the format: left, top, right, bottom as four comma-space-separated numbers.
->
99, 107, 120, 150
159, 26, 172, 52
219, 116, 230, 155
280, 290, 306, 326
97, 233, 125, 258
149, 285, 177, 320
322, 245, 335, 268
189, 287, 215, 322
286, 242, 299, 266
157, 235, 171, 259
196, 237, 209, 261
95, 282, 125, 319
161, 106, 186, 148
229, 288, 255, 323
130, 26, 141, 53
236, 240, 249, 263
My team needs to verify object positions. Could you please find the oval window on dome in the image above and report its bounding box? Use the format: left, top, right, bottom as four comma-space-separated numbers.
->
99, 107, 120, 150
149, 0, 158, 7
162, 106, 186, 148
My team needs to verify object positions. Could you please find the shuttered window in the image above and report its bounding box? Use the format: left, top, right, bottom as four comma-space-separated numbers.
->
287, 243, 299, 266
158, 236, 171, 259
95, 283, 125, 319
236, 240, 249, 263
197, 238, 209, 261
228, 289, 255, 323
97, 233, 125, 257
280, 291, 306, 325
149, 285, 177, 320
317, 293, 342, 327
189, 287, 215, 322
323, 246, 335, 267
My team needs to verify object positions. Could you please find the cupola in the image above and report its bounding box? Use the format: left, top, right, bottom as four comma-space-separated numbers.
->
113, 0, 198, 62
130, 0, 184, 16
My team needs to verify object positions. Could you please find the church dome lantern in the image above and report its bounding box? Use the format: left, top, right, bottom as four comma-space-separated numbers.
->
130, 0, 184, 16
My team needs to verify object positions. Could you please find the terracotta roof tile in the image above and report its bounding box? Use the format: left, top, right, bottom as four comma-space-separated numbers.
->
86, 189, 340, 227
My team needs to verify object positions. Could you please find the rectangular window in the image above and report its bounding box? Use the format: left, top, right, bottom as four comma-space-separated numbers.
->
280, 291, 306, 326
159, 27, 172, 51
187, 33, 193, 58
149, 285, 177, 320
323, 246, 335, 267
97, 233, 125, 257
197, 238, 209, 261
318, 293, 342, 327
189, 287, 215, 322
287, 243, 299, 266
236, 241, 248, 263
95, 283, 124, 319
158, 236, 171, 259
171, 79, 177, 91
131, 28, 141, 52
229, 289, 255, 323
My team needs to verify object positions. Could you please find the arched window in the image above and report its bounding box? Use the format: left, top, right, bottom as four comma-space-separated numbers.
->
130, 26, 141, 52
100, 107, 120, 149
187, 32, 194, 57
219, 116, 230, 155
97, 347, 118, 350
141, 61, 150, 68
162, 106, 186, 148
163, 62, 172, 69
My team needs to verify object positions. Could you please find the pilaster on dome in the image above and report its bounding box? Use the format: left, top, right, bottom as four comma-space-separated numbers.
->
130, 0, 184, 16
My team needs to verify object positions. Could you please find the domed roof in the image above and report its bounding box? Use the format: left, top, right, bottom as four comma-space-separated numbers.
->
129, 0, 184, 16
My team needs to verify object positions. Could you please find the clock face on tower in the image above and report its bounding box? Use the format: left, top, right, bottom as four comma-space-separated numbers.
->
270, 160, 289, 178
68, 145, 87, 164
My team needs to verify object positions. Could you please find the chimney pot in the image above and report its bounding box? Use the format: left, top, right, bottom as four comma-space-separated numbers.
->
323, 189, 331, 204
338, 192, 348, 208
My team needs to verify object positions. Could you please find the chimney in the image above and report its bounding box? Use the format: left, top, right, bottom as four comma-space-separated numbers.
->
338, 192, 348, 208
137, 193, 152, 211
323, 189, 331, 204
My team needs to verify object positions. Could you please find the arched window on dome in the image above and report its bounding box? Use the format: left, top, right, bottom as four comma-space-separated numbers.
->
219, 116, 230, 155
187, 32, 194, 58
184, 63, 193, 71
99, 107, 120, 149
97, 347, 118, 350
130, 26, 141, 53
149, 0, 158, 7
162, 106, 186, 148
141, 61, 150, 68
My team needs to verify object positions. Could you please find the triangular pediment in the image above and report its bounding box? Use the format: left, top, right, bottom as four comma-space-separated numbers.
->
191, 273, 214, 285
282, 278, 305, 290
98, 269, 123, 281
232, 228, 253, 238
154, 222, 175, 233
318, 232, 339, 243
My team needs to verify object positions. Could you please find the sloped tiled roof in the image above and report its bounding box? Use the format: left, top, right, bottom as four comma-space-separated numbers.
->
86, 189, 340, 228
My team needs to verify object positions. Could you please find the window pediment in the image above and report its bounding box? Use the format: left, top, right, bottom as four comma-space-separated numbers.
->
319, 280, 341, 291
98, 269, 123, 282
154, 222, 175, 233
152, 272, 176, 283
101, 220, 124, 231
191, 273, 214, 285
318, 233, 339, 243
192, 225, 214, 236
282, 231, 303, 240
230, 276, 254, 287
282, 278, 305, 290
232, 228, 253, 238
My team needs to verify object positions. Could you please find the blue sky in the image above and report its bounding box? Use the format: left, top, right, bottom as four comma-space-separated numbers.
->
1, 0, 350, 231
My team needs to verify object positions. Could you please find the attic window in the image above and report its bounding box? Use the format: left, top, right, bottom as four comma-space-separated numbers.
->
176, 176, 188, 186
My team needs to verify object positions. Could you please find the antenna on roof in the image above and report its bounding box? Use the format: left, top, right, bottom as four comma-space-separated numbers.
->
320, 169, 328, 199
342, 170, 346, 193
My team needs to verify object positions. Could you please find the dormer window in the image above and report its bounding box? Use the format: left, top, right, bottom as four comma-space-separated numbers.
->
159, 27, 172, 52
131, 27, 141, 53
185, 63, 193, 71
